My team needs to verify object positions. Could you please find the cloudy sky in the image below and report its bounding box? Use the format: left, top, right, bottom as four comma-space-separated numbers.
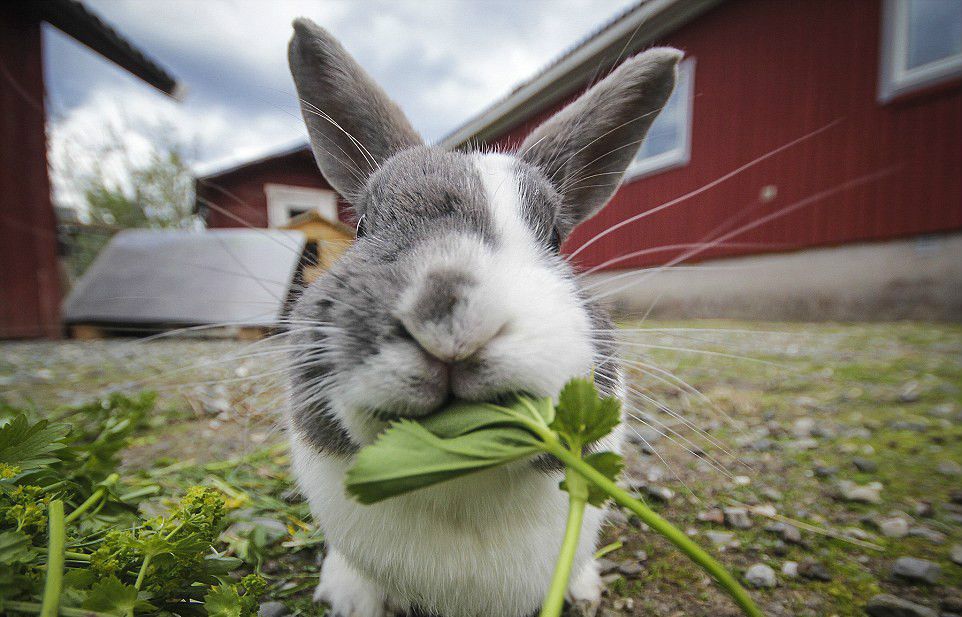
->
45, 0, 635, 208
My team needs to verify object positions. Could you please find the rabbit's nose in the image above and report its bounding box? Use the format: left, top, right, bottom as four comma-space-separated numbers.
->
399, 269, 506, 363
400, 318, 501, 364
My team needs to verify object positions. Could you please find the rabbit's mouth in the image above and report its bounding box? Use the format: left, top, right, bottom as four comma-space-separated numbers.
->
365, 389, 532, 423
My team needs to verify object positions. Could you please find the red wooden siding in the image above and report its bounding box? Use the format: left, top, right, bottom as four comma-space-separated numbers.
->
0, 6, 61, 338
492, 0, 962, 270
197, 149, 334, 228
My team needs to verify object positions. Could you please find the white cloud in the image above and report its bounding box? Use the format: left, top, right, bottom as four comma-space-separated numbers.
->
47, 0, 637, 211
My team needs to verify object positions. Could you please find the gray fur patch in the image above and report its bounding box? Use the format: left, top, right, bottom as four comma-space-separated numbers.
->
519, 47, 682, 235
289, 18, 422, 202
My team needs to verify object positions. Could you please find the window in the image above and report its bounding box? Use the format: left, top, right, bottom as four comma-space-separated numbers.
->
625, 58, 694, 180
879, 0, 962, 102
264, 184, 338, 227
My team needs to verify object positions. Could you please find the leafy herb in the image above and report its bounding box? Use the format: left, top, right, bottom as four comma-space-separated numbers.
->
346, 377, 763, 617
0, 396, 295, 616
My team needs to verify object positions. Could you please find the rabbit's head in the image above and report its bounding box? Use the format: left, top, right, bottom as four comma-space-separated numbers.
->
286, 18, 680, 449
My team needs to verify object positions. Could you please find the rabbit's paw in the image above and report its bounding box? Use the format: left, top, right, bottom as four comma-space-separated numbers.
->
565, 559, 602, 617
314, 550, 390, 617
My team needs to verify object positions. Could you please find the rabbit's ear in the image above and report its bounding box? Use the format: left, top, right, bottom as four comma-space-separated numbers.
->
289, 18, 422, 203
520, 48, 682, 233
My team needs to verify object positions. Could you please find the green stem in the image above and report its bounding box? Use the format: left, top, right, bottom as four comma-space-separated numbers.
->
594, 540, 623, 559
549, 447, 764, 617
4, 600, 117, 617
64, 550, 91, 561
125, 553, 153, 617
64, 473, 119, 525
40, 500, 65, 617
134, 553, 152, 590
540, 470, 589, 617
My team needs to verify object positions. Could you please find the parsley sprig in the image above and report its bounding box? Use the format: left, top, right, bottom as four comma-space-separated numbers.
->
346, 377, 763, 617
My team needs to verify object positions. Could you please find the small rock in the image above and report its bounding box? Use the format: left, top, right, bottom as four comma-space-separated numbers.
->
744, 563, 776, 588
907, 526, 946, 544
600, 573, 622, 586
798, 559, 832, 581
645, 485, 674, 502
878, 517, 910, 538
732, 475, 751, 486
943, 595, 962, 613
697, 508, 725, 525
781, 561, 798, 578
621, 473, 647, 492
914, 501, 934, 518
930, 403, 955, 417
843, 527, 875, 541
814, 464, 838, 478
633, 550, 648, 562
753, 504, 777, 517
789, 438, 820, 450
865, 593, 936, 617
606, 508, 629, 527
891, 557, 941, 584
950, 544, 962, 566
899, 382, 921, 403
792, 417, 815, 438
837, 480, 883, 504
761, 487, 783, 501
625, 426, 663, 448
705, 530, 736, 548
852, 456, 878, 472
812, 424, 835, 438
780, 523, 803, 544
938, 460, 962, 476
258, 602, 288, 617
723, 507, 752, 529
645, 465, 667, 483
890, 420, 928, 432
597, 558, 618, 574
617, 561, 644, 576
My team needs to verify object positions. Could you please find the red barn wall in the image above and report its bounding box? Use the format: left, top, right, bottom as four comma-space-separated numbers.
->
0, 6, 61, 339
492, 0, 962, 271
197, 149, 352, 229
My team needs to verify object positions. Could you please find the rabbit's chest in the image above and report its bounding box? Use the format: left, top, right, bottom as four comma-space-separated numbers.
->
291, 433, 604, 617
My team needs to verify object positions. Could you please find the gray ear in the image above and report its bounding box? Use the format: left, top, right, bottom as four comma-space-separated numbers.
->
520, 48, 682, 233
289, 18, 422, 203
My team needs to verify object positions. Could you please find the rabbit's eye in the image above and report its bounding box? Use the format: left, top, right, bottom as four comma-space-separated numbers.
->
355, 215, 367, 238
548, 227, 562, 252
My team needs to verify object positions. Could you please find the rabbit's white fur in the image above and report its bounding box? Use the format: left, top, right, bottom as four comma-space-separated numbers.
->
293, 435, 606, 617
290, 156, 618, 617
286, 18, 679, 616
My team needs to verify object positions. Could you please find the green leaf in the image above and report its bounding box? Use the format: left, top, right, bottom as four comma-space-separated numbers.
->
345, 419, 543, 504
551, 378, 621, 446
0, 414, 70, 471
203, 586, 245, 617
0, 530, 32, 565
83, 576, 154, 615
580, 452, 625, 506
419, 396, 553, 439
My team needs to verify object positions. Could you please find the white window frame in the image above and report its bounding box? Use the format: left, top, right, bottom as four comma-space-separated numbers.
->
264, 183, 338, 227
624, 57, 695, 182
879, 0, 962, 102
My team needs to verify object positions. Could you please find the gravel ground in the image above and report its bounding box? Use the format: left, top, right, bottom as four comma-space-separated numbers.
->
1, 321, 961, 617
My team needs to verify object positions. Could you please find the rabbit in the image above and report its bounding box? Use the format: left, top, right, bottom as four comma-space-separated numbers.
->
284, 17, 681, 617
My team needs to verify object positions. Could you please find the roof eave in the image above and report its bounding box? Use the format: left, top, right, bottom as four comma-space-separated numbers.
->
38, 0, 180, 97
438, 0, 721, 149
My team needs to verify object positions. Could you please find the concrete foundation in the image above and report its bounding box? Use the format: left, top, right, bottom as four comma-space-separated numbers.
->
586, 233, 962, 321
